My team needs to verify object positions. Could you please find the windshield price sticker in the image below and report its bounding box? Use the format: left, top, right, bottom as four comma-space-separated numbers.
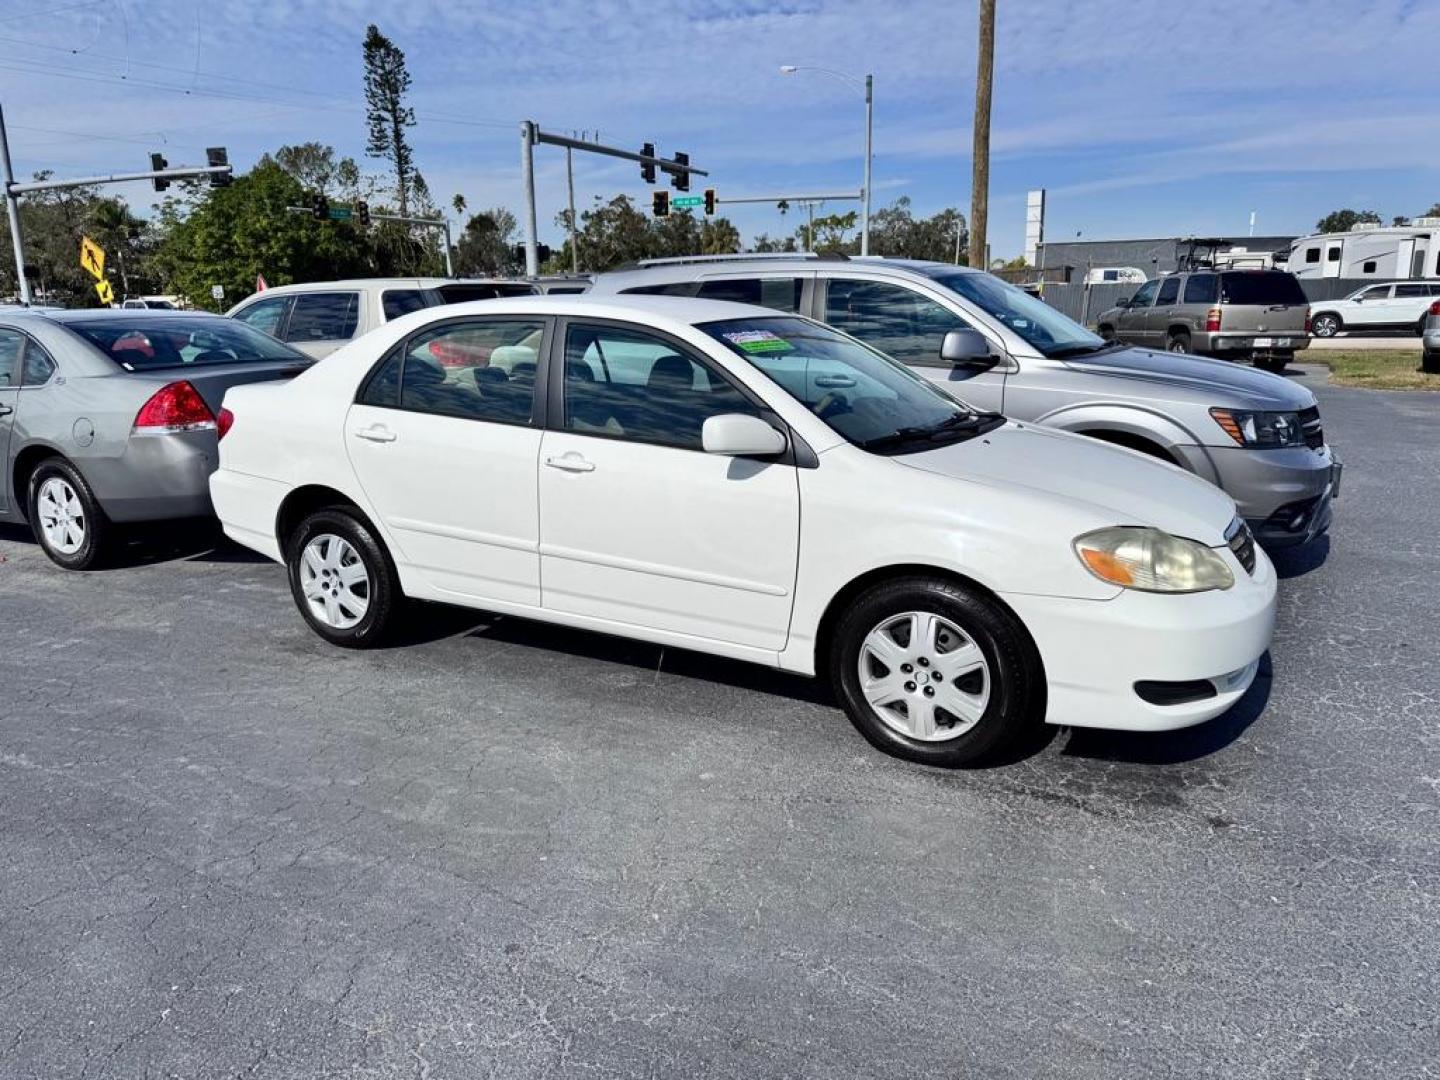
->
724, 330, 794, 354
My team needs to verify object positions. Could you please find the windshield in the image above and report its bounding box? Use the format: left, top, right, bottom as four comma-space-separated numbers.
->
1219, 272, 1307, 306
69, 316, 306, 371
925, 269, 1108, 357
702, 316, 1003, 454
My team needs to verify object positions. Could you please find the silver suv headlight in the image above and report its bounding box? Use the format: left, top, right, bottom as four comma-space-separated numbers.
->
1209, 407, 1305, 448
1074, 527, 1235, 593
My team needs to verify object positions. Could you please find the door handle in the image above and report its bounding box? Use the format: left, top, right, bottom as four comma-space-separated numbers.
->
0, 403, 12, 416
353, 425, 396, 443
545, 453, 595, 473
814, 375, 856, 388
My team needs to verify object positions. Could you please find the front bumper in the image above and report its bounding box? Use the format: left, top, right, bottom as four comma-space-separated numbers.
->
1176, 443, 1338, 548
1002, 543, 1277, 732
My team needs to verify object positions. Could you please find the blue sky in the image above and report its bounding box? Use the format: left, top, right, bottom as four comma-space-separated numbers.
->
2, 0, 1438, 258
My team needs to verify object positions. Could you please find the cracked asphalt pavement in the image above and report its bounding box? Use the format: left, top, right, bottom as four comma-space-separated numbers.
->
0, 365, 1435, 1078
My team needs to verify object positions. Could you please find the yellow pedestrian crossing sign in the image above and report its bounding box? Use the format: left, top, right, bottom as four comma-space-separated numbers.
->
94, 279, 114, 306
80, 236, 106, 280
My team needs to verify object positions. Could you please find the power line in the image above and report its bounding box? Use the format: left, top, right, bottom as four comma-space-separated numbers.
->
0, 0, 103, 24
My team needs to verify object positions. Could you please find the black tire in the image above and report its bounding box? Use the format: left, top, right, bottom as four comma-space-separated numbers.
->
1255, 353, 1291, 374
26, 456, 111, 571
1166, 330, 1191, 353
1097, 324, 1115, 342
1417, 316, 1428, 337
1311, 312, 1341, 338
830, 575, 1045, 767
284, 507, 400, 648
1423, 350, 1440, 375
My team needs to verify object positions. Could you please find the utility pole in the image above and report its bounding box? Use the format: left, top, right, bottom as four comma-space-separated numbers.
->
862, 74, 873, 256
566, 138, 579, 274
1, 103, 31, 304
520, 121, 539, 277
969, 0, 995, 270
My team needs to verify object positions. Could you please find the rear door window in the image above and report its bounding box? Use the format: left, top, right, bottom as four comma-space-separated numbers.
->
382, 289, 432, 320
1395, 284, 1430, 299
21, 341, 56, 385
695, 277, 803, 313
1218, 272, 1307, 305
284, 292, 360, 343
1182, 274, 1219, 304
1155, 277, 1181, 305
0, 328, 23, 387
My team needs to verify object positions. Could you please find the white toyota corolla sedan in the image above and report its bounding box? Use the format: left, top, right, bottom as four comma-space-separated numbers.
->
211, 295, 1276, 766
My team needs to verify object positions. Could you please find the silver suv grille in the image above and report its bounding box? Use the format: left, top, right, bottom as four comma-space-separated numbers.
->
1226, 518, 1257, 575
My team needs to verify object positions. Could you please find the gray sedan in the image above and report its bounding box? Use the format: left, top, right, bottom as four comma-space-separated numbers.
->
0, 310, 311, 569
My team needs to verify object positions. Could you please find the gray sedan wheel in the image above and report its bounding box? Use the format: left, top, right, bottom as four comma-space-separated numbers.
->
27, 457, 110, 571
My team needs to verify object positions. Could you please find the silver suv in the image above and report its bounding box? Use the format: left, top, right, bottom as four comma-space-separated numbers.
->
1095, 269, 1310, 374
588, 256, 1339, 548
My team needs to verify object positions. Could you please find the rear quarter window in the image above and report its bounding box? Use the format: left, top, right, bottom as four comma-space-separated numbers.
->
1183, 274, 1219, 304
1219, 272, 1307, 306
284, 292, 360, 342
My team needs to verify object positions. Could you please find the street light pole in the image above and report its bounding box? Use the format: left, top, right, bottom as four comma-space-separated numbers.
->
780, 66, 873, 256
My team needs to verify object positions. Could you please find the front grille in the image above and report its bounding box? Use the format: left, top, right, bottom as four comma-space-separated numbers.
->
1298, 405, 1324, 449
1226, 518, 1257, 575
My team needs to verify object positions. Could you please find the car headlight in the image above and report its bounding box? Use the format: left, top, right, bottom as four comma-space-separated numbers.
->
1209, 408, 1305, 448
1074, 527, 1234, 593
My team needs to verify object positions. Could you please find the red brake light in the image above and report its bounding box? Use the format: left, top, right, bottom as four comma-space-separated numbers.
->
1429, 300, 1440, 317
217, 406, 235, 440
1205, 307, 1222, 333
133, 380, 216, 434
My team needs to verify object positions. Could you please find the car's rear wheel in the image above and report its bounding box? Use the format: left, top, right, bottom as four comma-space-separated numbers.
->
1423, 350, 1440, 375
26, 457, 110, 571
1166, 330, 1191, 353
1311, 312, 1341, 338
1255, 353, 1291, 374
830, 576, 1044, 767
285, 508, 399, 647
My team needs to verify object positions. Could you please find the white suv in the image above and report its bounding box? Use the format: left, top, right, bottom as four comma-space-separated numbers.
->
1308, 281, 1440, 338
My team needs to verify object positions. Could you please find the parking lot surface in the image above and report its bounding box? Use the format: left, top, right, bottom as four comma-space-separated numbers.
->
1, 365, 1435, 1079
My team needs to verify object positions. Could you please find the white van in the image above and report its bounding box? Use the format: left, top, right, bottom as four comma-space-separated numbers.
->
1083, 267, 1147, 286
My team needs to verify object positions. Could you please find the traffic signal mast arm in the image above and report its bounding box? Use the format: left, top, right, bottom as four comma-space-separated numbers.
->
7, 163, 232, 195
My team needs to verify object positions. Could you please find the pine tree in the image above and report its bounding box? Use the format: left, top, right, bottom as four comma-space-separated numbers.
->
362, 25, 417, 216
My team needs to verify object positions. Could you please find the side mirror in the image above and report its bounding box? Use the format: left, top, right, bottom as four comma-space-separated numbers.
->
940, 328, 999, 370
702, 413, 787, 458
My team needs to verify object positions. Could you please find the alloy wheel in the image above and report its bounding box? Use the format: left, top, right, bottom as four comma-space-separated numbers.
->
37, 477, 86, 555
299, 533, 371, 630
857, 610, 990, 742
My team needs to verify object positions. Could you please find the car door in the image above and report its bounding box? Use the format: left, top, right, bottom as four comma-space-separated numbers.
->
282, 291, 361, 358
1393, 283, 1432, 329
344, 314, 549, 605
1349, 285, 1392, 328
0, 328, 21, 513
820, 277, 1007, 413
1146, 275, 1183, 344
1115, 278, 1160, 345
536, 319, 800, 652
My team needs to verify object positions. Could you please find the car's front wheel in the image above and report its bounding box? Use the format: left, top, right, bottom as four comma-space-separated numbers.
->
27, 457, 110, 570
1311, 313, 1341, 338
830, 576, 1045, 767
285, 507, 400, 647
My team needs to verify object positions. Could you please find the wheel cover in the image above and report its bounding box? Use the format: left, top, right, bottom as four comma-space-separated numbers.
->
1314, 316, 1337, 336
299, 533, 371, 630
1168, 338, 1188, 352
857, 611, 991, 742
37, 477, 86, 555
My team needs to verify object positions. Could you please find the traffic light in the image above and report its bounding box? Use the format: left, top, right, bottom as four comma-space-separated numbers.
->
355, 200, 371, 229
150, 153, 170, 192
640, 142, 656, 184
536, 244, 552, 264
311, 192, 330, 220
672, 151, 690, 193
205, 147, 231, 188
652, 190, 670, 217
704, 188, 717, 216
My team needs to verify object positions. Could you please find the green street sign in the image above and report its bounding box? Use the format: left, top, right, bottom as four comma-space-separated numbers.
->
671, 195, 703, 209
327, 206, 353, 221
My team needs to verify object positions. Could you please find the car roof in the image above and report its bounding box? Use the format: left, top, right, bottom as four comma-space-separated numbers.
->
401, 292, 807, 328
29, 308, 236, 324
591, 256, 980, 291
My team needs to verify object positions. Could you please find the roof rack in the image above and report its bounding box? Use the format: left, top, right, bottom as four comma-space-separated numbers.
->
633, 252, 844, 268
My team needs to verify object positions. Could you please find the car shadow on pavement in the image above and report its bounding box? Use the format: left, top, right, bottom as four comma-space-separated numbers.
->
1057, 652, 1273, 765
0, 520, 270, 568
1269, 535, 1330, 579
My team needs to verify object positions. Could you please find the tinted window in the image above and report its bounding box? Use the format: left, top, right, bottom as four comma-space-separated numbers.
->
395, 319, 544, 425
1128, 280, 1160, 308
434, 283, 536, 303
545, 286, 587, 295
0, 328, 22, 387
1396, 284, 1430, 298
21, 341, 56, 385
1303, 248, 1320, 264
1156, 277, 1181, 305
233, 296, 290, 337
695, 277, 803, 313
825, 279, 971, 367
1218, 272, 1307, 305
563, 324, 758, 450
284, 292, 359, 342
704, 316, 1002, 454
382, 290, 431, 320
1183, 273, 1219, 304
69, 317, 305, 369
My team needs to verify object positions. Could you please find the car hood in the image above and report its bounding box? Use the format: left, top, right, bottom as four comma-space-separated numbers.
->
1063, 344, 1315, 409
898, 421, 1236, 545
